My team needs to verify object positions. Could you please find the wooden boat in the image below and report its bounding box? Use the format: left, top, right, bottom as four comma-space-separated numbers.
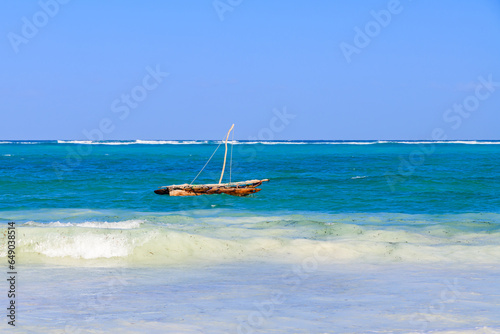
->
154, 179, 269, 196
154, 124, 269, 197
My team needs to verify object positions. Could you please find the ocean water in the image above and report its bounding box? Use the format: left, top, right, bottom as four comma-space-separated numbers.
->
0, 140, 499, 333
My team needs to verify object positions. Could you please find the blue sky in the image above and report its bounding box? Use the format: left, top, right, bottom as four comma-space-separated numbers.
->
1, 0, 499, 140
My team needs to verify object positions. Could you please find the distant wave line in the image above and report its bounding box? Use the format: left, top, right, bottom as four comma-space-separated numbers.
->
0, 140, 499, 145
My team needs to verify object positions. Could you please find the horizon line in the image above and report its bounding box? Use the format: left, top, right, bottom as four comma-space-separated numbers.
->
2, 139, 500, 142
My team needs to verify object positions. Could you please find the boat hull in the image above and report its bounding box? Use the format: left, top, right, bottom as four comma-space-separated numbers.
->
167, 187, 261, 197
154, 179, 269, 197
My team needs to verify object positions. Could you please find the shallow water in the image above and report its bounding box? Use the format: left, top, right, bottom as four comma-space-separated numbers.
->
2, 263, 499, 333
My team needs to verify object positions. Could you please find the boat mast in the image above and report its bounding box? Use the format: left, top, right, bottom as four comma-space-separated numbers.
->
219, 124, 235, 184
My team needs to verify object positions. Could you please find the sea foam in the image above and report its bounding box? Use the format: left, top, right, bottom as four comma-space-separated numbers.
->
3, 217, 499, 266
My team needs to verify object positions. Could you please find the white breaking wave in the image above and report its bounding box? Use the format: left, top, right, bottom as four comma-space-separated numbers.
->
57, 140, 133, 145
443, 140, 500, 144
326, 141, 377, 145
24, 220, 144, 229
379, 140, 500, 145
2, 217, 498, 265
57, 140, 209, 145
92, 141, 135, 145
0, 141, 40, 144
135, 140, 208, 144
57, 140, 93, 144
232, 141, 310, 145
230, 141, 379, 145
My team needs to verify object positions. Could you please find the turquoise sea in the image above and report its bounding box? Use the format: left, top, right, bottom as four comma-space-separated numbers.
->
1, 140, 499, 333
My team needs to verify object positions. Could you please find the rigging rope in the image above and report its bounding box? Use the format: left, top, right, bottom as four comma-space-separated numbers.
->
190, 140, 223, 185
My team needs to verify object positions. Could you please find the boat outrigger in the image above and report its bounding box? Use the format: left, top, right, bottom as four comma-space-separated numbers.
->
154, 124, 269, 197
